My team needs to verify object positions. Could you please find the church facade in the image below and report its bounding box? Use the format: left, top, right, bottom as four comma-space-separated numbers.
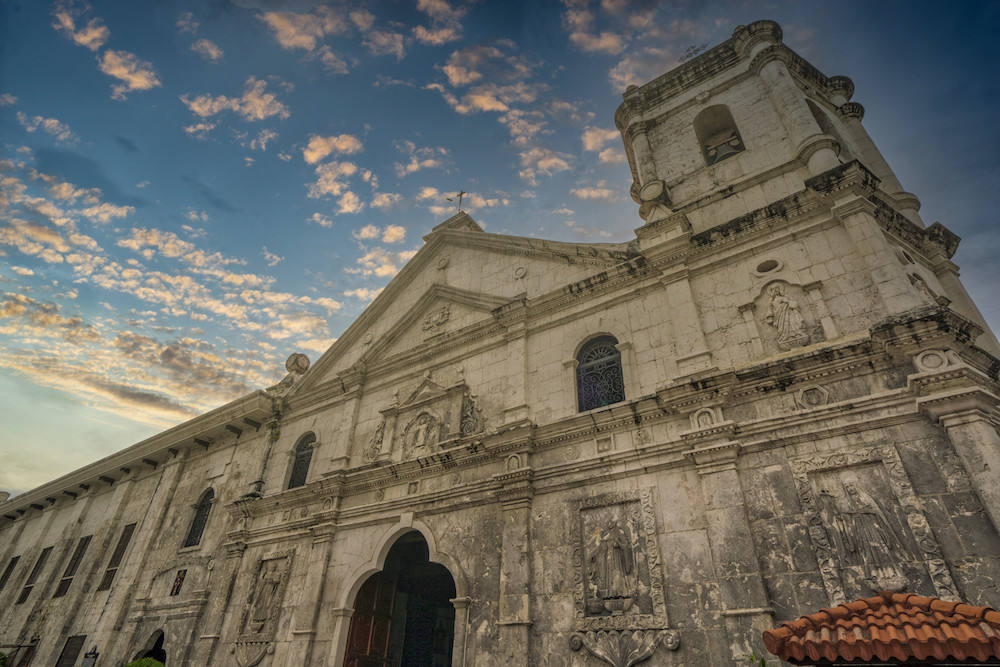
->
3, 20, 1000, 667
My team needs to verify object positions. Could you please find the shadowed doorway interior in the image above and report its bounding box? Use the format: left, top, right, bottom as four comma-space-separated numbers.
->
344, 531, 457, 667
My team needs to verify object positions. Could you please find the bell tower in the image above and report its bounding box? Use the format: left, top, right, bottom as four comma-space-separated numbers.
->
616, 19, 999, 357
615, 20, 922, 231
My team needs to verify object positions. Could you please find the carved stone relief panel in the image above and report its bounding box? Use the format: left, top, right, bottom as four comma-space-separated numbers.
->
365, 372, 488, 463
790, 446, 957, 604
569, 489, 679, 667
758, 280, 821, 351
231, 551, 293, 667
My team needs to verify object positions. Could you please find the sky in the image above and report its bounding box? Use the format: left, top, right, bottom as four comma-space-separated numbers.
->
1, 0, 998, 496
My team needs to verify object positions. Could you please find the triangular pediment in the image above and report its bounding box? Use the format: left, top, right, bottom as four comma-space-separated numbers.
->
290, 214, 638, 396
403, 375, 448, 406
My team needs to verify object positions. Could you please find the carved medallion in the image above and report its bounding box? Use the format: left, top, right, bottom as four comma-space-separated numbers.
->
422, 305, 450, 334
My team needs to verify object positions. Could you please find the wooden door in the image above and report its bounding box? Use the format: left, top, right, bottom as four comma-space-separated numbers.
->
344, 572, 397, 667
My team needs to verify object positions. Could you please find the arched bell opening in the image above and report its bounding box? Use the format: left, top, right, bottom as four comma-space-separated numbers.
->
134, 629, 166, 664
343, 531, 457, 667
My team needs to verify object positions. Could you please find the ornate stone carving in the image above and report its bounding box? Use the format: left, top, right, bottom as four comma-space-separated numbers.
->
569, 489, 678, 666
790, 446, 958, 604
231, 552, 292, 667
363, 418, 386, 462
460, 390, 485, 436
402, 411, 442, 451
764, 282, 810, 349
422, 305, 450, 334
796, 384, 829, 408
569, 630, 677, 667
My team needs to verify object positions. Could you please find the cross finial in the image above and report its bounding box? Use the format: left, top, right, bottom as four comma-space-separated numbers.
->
446, 190, 466, 212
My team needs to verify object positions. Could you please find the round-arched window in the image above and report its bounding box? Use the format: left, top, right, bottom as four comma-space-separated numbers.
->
287, 433, 315, 490
183, 489, 214, 547
576, 336, 626, 412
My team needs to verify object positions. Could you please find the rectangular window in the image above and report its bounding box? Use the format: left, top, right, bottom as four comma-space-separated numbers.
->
170, 569, 187, 596
55, 634, 87, 667
53, 535, 92, 598
16, 546, 52, 604
97, 523, 136, 592
0, 555, 19, 592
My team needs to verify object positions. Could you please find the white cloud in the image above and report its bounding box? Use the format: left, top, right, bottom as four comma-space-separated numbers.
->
0, 93, 17, 106
316, 46, 350, 74
258, 7, 349, 52
393, 144, 449, 177
307, 161, 358, 199
353, 224, 379, 240
309, 213, 333, 227
303, 134, 363, 164
51, 1, 110, 51
16, 112, 78, 143
181, 77, 290, 122
364, 31, 406, 60
598, 147, 626, 164
176, 11, 198, 34
518, 146, 573, 185
262, 246, 283, 267
371, 192, 402, 210
337, 191, 364, 215
343, 286, 383, 301
581, 126, 619, 152
10, 266, 34, 276
250, 129, 278, 151
98, 50, 162, 100
191, 38, 224, 63
570, 180, 618, 201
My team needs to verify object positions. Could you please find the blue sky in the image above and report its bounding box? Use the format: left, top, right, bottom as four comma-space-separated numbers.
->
1, 0, 998, 495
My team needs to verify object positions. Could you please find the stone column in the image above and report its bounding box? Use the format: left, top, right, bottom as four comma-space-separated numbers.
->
97, 452, 188, 660
753, 50, 839, 174
627, 121, 657, 187
802, 281, 839, 341
835, 103, 924, 223
288, 523, 336, 664
492, 464, 534, 664
685, 422, 774, 662
914, 363, 1000, 530
192, 539, 246, 664
661, 268, 714, 375
450, 596, 472, 667
495, 298, 531, 425
830, 195, 924, 314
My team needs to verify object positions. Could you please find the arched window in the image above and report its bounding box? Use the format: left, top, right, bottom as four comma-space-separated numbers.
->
694, 105, 745, 165
576, 335, 626, 412
183, 489, 213, 548
287, 433, 315, 490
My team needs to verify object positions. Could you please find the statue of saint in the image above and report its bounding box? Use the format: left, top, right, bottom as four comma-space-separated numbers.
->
589, 524, 636, 613
764, 283, 809, 349
249, 560, 284, 631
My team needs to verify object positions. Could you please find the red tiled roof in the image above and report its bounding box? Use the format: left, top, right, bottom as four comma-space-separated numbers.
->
763, 591, 1000, 664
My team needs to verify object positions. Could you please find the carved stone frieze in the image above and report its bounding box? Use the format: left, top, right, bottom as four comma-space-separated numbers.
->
422, 305, 450, 334
790, 446, 957, 604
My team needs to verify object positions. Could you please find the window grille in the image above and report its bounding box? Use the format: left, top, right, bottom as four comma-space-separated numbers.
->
16, 546, 52, 604
55, 635, 87, 667
287, 434, 315, 489
97, 523, 136, 591
54, 535, 92, 598
576, 336, 626, 412
183, 490, 214, 548
0, 555, 19, 592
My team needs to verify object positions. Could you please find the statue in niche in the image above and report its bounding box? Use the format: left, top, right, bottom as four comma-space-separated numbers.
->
764, 283, 810, 349
589, 523, 637, 614
249, 560, 284, 632
819, 482, 909, 592
405, 412, 439, 450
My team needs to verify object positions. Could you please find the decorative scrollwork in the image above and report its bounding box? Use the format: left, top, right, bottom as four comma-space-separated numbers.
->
460, 390, 485, 436
363, 418, 385, 462
569, 630, 679, 667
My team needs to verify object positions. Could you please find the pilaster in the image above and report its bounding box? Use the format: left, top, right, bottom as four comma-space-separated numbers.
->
683, 420, 773, 662
492, 462, 534, 664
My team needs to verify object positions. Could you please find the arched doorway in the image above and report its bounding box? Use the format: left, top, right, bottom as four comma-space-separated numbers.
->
344, 531, 457, 667
134, 629, 166, 664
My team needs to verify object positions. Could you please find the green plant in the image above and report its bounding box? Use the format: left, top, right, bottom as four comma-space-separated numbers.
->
125, 659, 164, 667
745, 650, 767, 666
0, 650, 8, 667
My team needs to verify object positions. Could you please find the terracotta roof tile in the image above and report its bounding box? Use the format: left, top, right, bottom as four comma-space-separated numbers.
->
762, 591, 1000, 664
